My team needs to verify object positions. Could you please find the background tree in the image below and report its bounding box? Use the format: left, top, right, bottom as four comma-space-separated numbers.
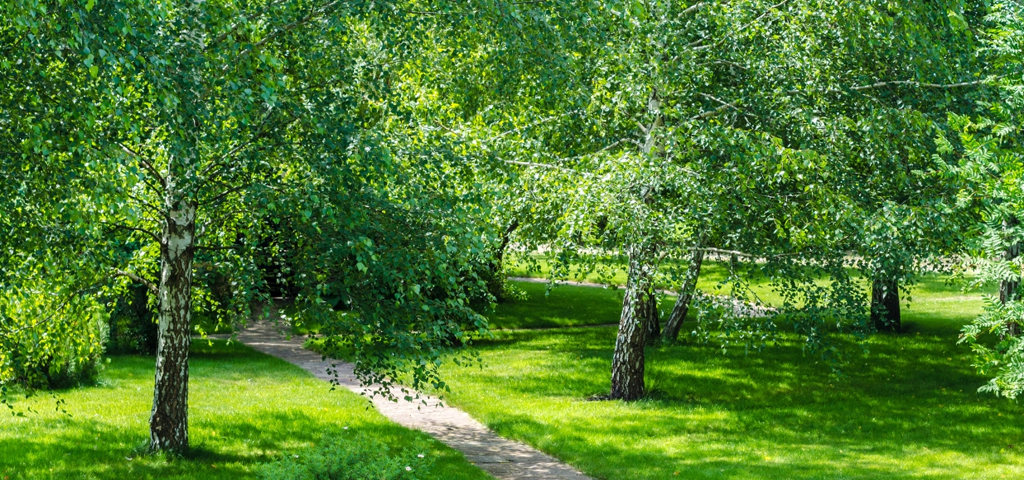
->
0, 0, 538, 452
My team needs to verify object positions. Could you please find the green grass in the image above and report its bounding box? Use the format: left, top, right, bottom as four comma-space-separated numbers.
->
495, 276, 990, 335
436, 328, 1024, 479
426, 274, 1021, 479
489, 281, 632, 330
508, 255, 996, 317
509, 255, 785, 303
0, 341, 491, 480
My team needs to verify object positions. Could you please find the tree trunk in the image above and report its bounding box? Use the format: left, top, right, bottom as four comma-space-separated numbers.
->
610, 247, 656, 401
149, 199, 196, 452
870, 278, 900, 332
487, 219, 519, 301
1001, 216, 1021, 337
662, 247, 704, 343
643, 292, 660, 346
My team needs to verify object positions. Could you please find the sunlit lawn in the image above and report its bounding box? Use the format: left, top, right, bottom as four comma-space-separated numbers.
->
496, 273, 990, 334
509, 255, 783, 304
508, 255, 996, 322
0, 341, 490, 480
430, 276, 1021, 479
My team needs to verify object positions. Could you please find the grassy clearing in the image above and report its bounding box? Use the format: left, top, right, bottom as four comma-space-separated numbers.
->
426, 276, 1021, 479
0, 341, 490, 480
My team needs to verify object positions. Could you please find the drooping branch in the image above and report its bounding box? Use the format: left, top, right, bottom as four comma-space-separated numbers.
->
1, 283, 106, 337
197, 208, 249, 238
198, 107, 303, 189
680, 1, 707, 15
202, 182, 254, 207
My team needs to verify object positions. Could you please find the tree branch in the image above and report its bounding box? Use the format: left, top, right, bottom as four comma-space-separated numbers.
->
198, 107, 302, 185
690, 0, 789, 50
850, 78, 993, 91
193, 244, 238, 252
503, 159, 579, 173
698, 92, 741, 111
117, 143, 166, 189
125, 191, 163, 215
690, 101, 737, 121
203, 182, 253, 207
492, 110, 582, 142
680, 1, 706, 15
231, 0, 344, 67
113, 269, 159, 294
100, 221, 162, 245
206, 0, 293, 51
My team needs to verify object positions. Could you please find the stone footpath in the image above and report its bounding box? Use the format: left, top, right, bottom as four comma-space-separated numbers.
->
222, 320, 594, 480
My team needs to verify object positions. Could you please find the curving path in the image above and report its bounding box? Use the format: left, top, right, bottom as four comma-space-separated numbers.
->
221, 320, 594, 480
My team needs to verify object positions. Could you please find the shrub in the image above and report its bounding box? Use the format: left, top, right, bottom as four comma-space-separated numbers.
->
257, 431, 435, 480
0, 279, 108, 390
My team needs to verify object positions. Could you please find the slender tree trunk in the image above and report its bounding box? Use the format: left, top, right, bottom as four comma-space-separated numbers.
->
643, 292, 660, 346
610, 246, 656, 401
662, 247, 704, 343
610, 89, 662, 400
487, 219, 519, 300
870, 278, 900, 332
149, 198, 196, 452
1001, 216, 1021, 337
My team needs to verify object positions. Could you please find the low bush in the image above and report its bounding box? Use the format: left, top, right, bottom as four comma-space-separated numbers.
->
257, 431, 434, 480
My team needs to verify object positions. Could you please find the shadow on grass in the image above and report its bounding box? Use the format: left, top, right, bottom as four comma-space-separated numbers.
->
0, 340, 489, 480
0, 410, 435, 479
444, 327, 1024, 479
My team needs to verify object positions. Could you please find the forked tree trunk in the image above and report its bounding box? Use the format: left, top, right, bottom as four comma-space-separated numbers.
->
150, 198, 196, 452
643, 292, 660, 346
870, 278, 900, 332
610, 247, 656, 401
662, 247, 704, 343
